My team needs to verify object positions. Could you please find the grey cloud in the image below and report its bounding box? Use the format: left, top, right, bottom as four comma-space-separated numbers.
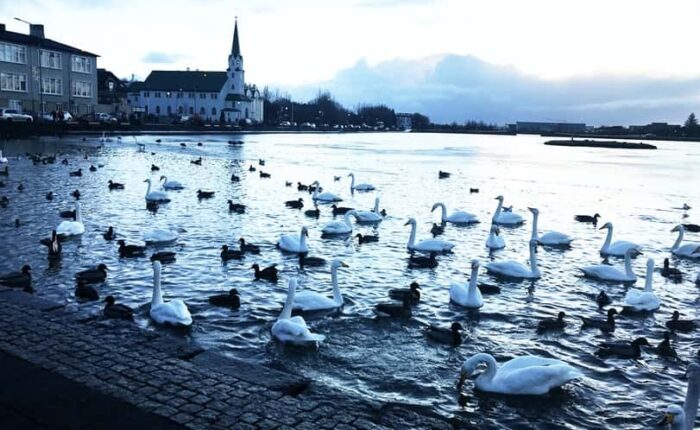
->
142, 52, 182, 64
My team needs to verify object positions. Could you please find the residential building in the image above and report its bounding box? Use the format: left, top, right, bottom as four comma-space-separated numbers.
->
0, 23, 98, 116
96, 68, 128, 115
396, 113, 412, 130
516, 121, 587, 134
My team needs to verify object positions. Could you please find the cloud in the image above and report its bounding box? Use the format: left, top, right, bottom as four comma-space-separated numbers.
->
141, 51, 183, 64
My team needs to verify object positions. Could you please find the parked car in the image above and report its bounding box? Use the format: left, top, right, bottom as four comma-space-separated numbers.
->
95, 112, 117, 124
0, 108, 33, 123
41, 112, 73, 122
171, 115, 191, 124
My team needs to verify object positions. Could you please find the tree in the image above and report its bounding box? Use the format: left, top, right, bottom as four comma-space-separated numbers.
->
685, 112, 698, 129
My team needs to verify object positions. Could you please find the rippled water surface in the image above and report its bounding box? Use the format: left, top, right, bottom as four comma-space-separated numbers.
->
1, 133, 699, 428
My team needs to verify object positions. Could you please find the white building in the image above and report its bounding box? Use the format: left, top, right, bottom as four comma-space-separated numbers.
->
127, 20, 263, 123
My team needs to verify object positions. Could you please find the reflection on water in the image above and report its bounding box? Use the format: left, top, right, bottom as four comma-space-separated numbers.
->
0, 133, 698, 428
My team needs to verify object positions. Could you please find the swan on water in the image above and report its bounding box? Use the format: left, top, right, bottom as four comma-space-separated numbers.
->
580, 248, 638, 283
404, 218, 455, 254
160, 175, 184, 190
322, 210, 357, 235
599, 222, 641, 257
458, 352, 582, 395
431, 202, 478, 225
449, 259, 484, 308
0, 150, 7, 164
293, 259, 348, 312
149, 261, 192, 327
659, 363, 700, 430
485, 224, 505, 250
353, 197, 383, 223
492, 195, 524, 226
56, 202, 85, 237
529, 207, 573, 246
144, 228, 179, 244
143, 179, 170, 203
622, 258, 661, 312
277, 226, 309, 254
348, 173, 375, 191
670, 225, 700, 259
311, 181, 342, 203
485, 239, 540, 279
271, 279, 325, 345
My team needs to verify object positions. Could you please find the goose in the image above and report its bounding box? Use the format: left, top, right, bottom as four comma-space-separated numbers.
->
69, 168, 82, 177
622, 258, 661, 312
581, 308, 618, 333
485, 239, 540, 279
353, 198, 383, 223
450, 259, 484, 308
348, 173, 375, 191
458, 353, 582, 395
595, 337, 649, 359
408, 252, 438, 269
404, 218, 455, 254
45, 191, 54, 200
311, 181, 342, 202
107, 180, 125, 190
103, 226, 116, 241
197, 190, 215, 199
438, 170, 451, 179
355, 233, 379, 244
485, 224, 505, 250
75, 281, 99, 301
492, 196, 524, 226
656, 332, 678, 358
375, 296, 412, 317
271, 279, 325, 345
666, 311, 696, 332
322, 210, 356, 235
0, 265, 31, 289
662, 258, 683, 280
426, 322, 464, 345
529, 207, 573, 246
430, 223, 445, 237
389, 282, 421, 304
682, 223, 700, 233
208, 289, 240, 309
252, 264, 278, 282
228, 200, 246, 213
331, 204, 354, 215
75, 264, 108, 284
45, 230, 62, 259
292, 260, 348, 311
56, 202, 85, 237
431, 202, 478, 225
0, 150, 7, 163
277, 227, 309, 254
304, 205, 320, 218
71, 189, 81, 199
220, 245, 244, 261
580, 248, 637, 283
575, 213, 600, 225
150, 251, 177, 264
599, 222, 640, 257
103, 296, 134, 320
144, 228, 178, 244
670, 225, 700, 259
239, 238, 260, 254
537, 312, 567, 332
659, 363, 700, 430
149, 261, 192, 327
299, 254, 326, 268
117, 240, 146, 258
285, 198, 304, 209
160, 175, 184, 190
143, 179, 170, 203
230, 173, 240, 182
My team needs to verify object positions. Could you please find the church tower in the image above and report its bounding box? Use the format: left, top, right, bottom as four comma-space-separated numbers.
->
227, 19, 245, 95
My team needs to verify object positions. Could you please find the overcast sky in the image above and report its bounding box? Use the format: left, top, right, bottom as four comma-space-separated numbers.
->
3, 0, 700, 124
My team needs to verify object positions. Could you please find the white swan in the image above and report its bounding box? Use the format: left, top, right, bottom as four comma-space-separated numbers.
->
485, 239, 540, 279
272, 278, 325, 345
311, 181, 342, 202
348, 173, 375, 191
599, 222, 640, 257
160, 175, 184, 190
529, 207, 573, 246
56, 202, 86, 237
580, 248, 637, 283
622, 258, 660, 312
100, 132, 112, 143
404, 218, 455, 253
293, 259, 348, 311
492, 195, 524, 226
661, 363, 700, 430
450, 259, 484, 308
0, 150, 7, 164
671, 225, 700, 259
432, 202, 478, 225
458, 352, 582, 395
278, 226, 309, 254
485, 224, 505, 250
144, 228, 178, 244
149, 261, 192, 327
354, 197, 383, 223
143, 178, 170, 203
322, 210, 356, 235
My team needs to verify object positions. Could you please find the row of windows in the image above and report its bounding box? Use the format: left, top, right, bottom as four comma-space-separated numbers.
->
41, 77, 62, 95
0, 42, 91, 73
1, 72, 27, 92
141, 91, 218, 99
1, 72, 92, 97
151, 105, 218, 116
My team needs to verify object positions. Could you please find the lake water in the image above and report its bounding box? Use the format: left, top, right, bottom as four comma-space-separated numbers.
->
0, 132, 698, 428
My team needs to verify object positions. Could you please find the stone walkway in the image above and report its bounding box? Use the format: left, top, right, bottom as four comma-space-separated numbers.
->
0, 289, 463, 429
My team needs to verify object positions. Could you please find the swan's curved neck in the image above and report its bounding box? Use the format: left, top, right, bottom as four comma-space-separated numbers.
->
624, 252, 634, 278
602, 226, 613, 250
343, 211, 354, 227
373, 198, 379, 213
437, 203, 447, 222
644, 262, 654, 292
684, 376, 700, 430
672, 228, 684, 251
299, 229, 307, 250
151, 268, 163, 307
349, 174, 355, 189
280, 281, 296, 319
468, 265, 479, 294
493, 199, 503, 222
145, 180, 152, 197
529, 244, 540, 276
470, 353, 498, 382
530, 211, 539, 240
331, 266, 343, 304
161, 176, 168, 184
407, 221, 417, 248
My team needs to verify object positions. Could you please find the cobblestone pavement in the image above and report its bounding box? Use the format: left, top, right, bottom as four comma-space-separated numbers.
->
0, 289, 465, 429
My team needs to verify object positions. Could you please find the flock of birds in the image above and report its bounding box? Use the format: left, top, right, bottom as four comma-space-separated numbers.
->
1, 142, 700, 428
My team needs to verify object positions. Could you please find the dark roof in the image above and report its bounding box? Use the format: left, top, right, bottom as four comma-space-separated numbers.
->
140, 71, 227, 92
126, 81, 144, 93
225, 93, 252, 102
231, 20, 241, 57
0, 29, 98, 57
97, 69, 127, 93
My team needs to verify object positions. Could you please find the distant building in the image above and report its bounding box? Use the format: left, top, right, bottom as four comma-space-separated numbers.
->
127, 20, 263, 123
0, 23, 98, 116
96, 68, 128, 115
396, 113, 412, 130
516, 121, 586, 134
628, 122, 682, 136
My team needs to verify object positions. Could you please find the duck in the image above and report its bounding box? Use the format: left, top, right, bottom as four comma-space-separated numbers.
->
277, 227, 309, 254
438, 170, 451, 179
622, 258, 661, 312
331, 204, 354, 215
528, 207, 573, 247
430, 223, 445, 237
311, 181, 342, 202
575, 213, 600, 225
485, 239, 540, 279
682, 223, 700, 233
75, 281, 99, 301
0, 196, 8, 207
297, 182, 309, 191
670, 225, 700, 259
271, 278, 325, 345
477, 282, 501, 295
150, 252, 177, 264
599, 222, 641, 257
537, 311, 566, 332
248, 164, 256, 172
580, 248, 638, 283
191, 157, 203, 165
304, 205, 320, 218
404, 218, 455, 254
197, 189, 215, 199
431, 202, 478, 225
662, 258, 683, 280
425, 322, 464, 345
160, 175, 184, 190
56, 202, 85, 237
208, 289, 240, 309
107, 180, 125, 190
117, 240, 146, 258
75, 264, 108, 284
285, 198, 304, 209
485, 224, 505, 250
103, 226, 116, 241
492, 195, 524, 226
103, 296, 134, 320
292, 259, 348, 311
89, 165, 97, 172
230, 173, 240, 182
228, 200, 246, 213
596, 337, 649, 359
375, 296, 412, 318
0, 265, 31, 289
71, 189, 81, 199
45, 230, 62, 259
258, 159, 265, 165
259, 171, 271, 178
322, 210, 356, 235
596, 291, 612, 308
388, 282, 421, 304
45, 191, 54, 200
580, 308, 617, 333
353, 198, 383, 223
656, 332, 678, 358
355, 233, 379, 244
450, 259, 484, 308
149, 261, 193, 327
239, 238, 260, 254
666, 311, 696, 332
143, 179, 170, 203
143, 228, 178, 244
69, 168, 82, 177
659, 363, 700, 430
348, 173, 375, 191
220, 245, 244, 261
458, 353, 581, 395
251, 263, 278, 282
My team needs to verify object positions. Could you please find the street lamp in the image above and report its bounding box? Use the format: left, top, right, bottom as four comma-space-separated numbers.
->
15, 17, 43, 119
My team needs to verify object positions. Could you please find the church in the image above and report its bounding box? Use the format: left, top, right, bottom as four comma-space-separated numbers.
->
127, 20, 263, 124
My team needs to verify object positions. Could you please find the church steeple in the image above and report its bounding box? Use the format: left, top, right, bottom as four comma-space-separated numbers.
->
231, 18, 241, 58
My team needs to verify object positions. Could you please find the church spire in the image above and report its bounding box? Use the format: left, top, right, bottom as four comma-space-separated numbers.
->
231, 18, 241, 57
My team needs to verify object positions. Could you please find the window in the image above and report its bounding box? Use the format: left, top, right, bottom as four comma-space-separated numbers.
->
108, 81, 115, 92
212, 107, 216, 116
41, 77, 63, 95
189, 107, 194, 114
210, 93, 217, 99
8, 100, 21, 111
155, 106, 160, 114
144, 91, 150, 97
0, 42, 27, 64
165, 92, 172, 98
176, 92, 182, 98
40, 50, 61, 69
188, 92, 194, 98
178, 106, 183, 114
155, 92, 161, 98
199, 107, 205, 115
167, 106, 171, 115
71, 55, 92, 73
0, 72, 27, 92
71, 80, 93, 98
199, 93, 206, 99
